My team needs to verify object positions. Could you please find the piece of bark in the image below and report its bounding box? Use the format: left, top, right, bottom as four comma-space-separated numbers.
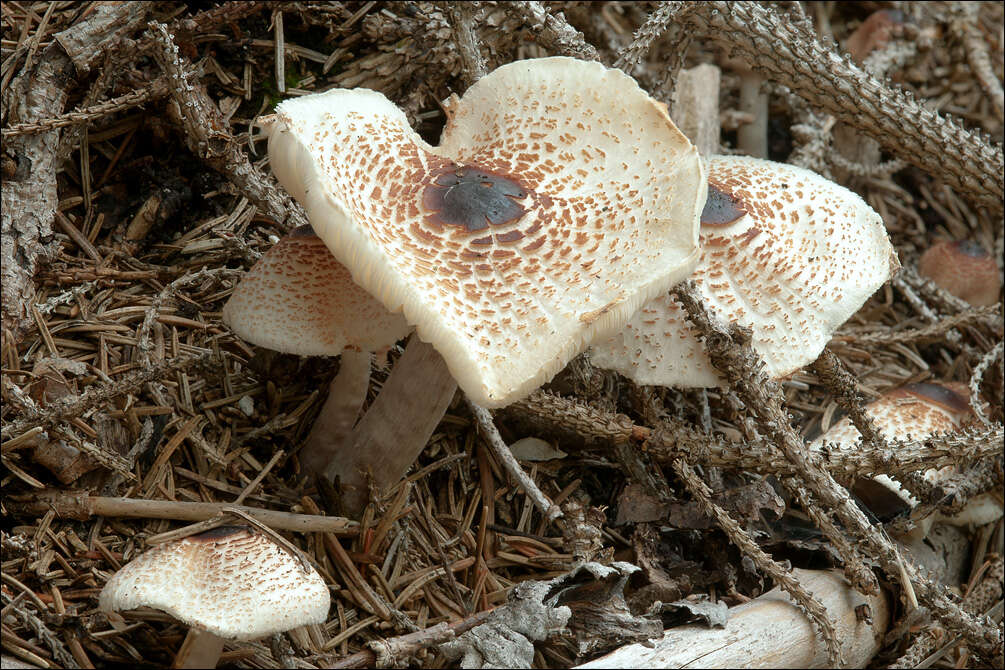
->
576, 568, 889, 669
441, 562, 648, 669
1, 3, 149, 337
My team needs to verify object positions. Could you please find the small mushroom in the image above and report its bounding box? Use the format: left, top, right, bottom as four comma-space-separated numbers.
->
590, 155, 899, 387
223, 225, 410, 477
917, 239, 1001, 307
811, 382, 1003, 539
99, 526, 329, 668
265, 56, 706, 408
844, 10, 904, 64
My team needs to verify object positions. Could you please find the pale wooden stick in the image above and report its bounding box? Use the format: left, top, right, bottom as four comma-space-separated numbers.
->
465, 399, 562, 522
577, 569, 889, 669
13, 490, 358, 535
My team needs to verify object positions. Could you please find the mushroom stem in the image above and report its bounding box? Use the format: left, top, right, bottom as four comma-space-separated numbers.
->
671, 64, 721, 157
173, 629, 225, 669
325, 336, 457, 516
299, 350, 373, 476
736, 68, 768, 158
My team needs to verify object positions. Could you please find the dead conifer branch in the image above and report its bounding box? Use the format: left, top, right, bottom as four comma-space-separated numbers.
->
446, 2, 487, 86
326, 609, 496, 668
970, 342, 1003, 426
952, 4, 1005, 123
135, 268, 239, 367
613, 2, 692, 73
671, 280, 1001, 659
786, 480, 878, 592
892, 557, 1005, 668
683, 2, 1003, 214
8, 490, 358, 535
147, 21, 308, 232
507, 389, 1000, 480
1, 78, 169, 138
810, 349, 889, 450
1, 353, 221, 441
832, 305, 999, 347
673, 458, 842, 667
2, 2, 150, 337
508, 2, 601, 62
3, 594, 76, 669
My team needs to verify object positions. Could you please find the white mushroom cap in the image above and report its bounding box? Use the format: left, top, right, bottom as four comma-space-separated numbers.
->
811, 382, 1002, 534
99, 526, 329, 640
267, 57, 705, 407
589, 155, 899, 387
222, 225, 410, 356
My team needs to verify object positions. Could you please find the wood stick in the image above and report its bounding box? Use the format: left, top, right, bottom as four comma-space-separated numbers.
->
10, 490, 358, 535
576, 568, 889, 669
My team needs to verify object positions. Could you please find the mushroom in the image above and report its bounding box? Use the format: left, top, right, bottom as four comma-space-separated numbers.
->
241, 57, 706, 513
811, 382, 1003, 539
917, 239, 1001, 307
589, 155, 899, 387
265, 56, 706, 408
222, 224, 410, 477
844, 10, 904, 64
99, 525, 329, 668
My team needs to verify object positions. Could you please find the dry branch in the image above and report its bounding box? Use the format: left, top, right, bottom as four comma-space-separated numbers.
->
2, 3, 150, 336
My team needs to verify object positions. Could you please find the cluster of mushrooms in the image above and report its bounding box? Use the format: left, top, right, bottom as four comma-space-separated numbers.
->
98, 57, 1001, 666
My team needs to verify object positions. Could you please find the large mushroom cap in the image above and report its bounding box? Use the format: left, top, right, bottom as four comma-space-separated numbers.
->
267, 57, 705, 407
99, 526, 330, 640
222, 225, 410, 356
590, 155, 899, 387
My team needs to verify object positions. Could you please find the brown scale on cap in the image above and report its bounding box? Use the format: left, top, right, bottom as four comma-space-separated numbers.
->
917, 239, 1001, 307
267, 57, 706, 407
591, 155, 898, 387
222, 226, 410, 357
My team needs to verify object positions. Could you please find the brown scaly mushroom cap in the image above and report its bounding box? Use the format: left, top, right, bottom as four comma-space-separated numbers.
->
590, 155, 899, 387
222, 225, 410, 356
99, 526, 329, 640
266, 57, 706, 407
812, 382, 1001, 533
917, 239, 1001, 307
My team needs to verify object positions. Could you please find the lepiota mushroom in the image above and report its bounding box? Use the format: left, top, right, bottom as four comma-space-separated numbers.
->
222, 224, 410, 477
811, 382, 1002, 539
917, 239, 1001, 307
99, 526, 329, 668
241, 57, 706, 513
265, 56, 706, 408
589, 155, 899, 387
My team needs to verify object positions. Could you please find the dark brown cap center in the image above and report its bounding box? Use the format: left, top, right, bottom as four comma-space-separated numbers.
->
700, 183, 746, 227
423, 164, 527, 232
952, 240, 989, 258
